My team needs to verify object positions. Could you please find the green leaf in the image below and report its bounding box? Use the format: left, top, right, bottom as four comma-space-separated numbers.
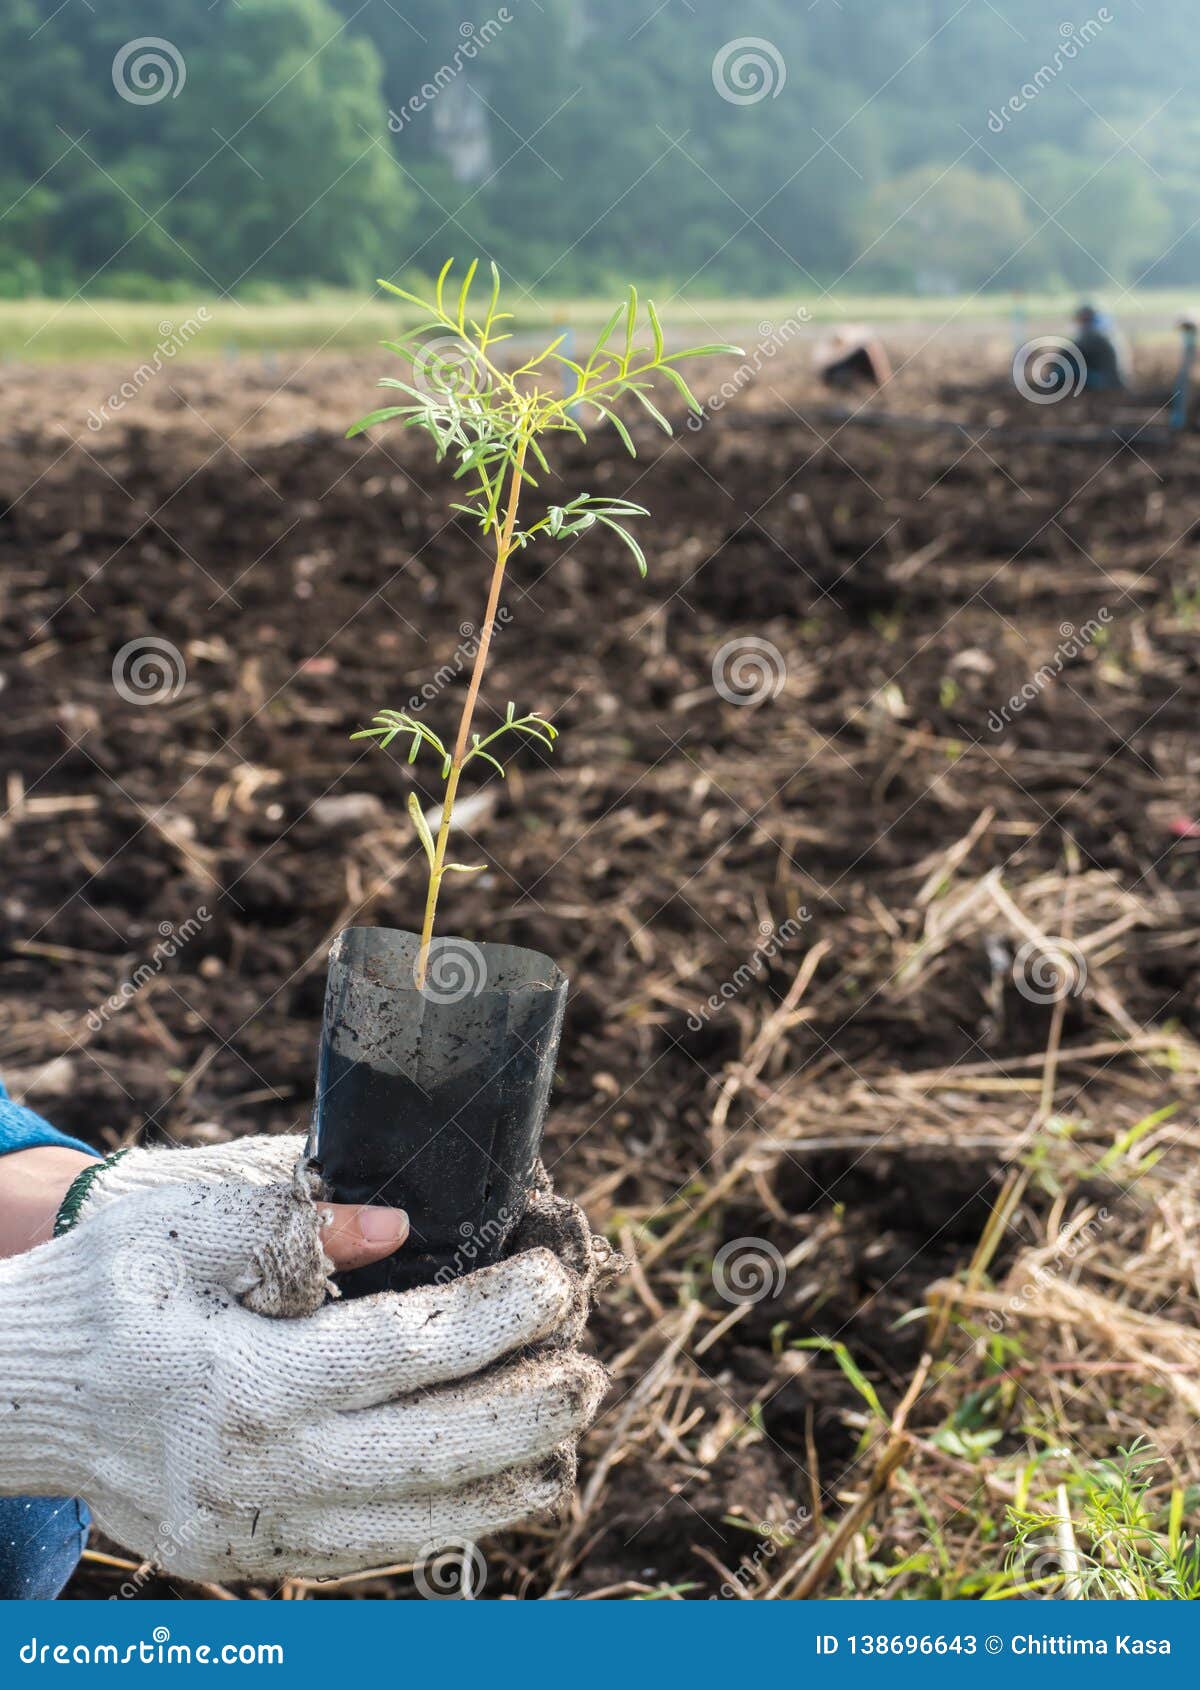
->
556, 410, 589, 439
407, 791, 436, 869
792, 1337, 885, 1421
456, 257, 478, 331
655, 363, 702, 412
355, 710, 451, 775
345, 406, 409, 437
647, 298, 664, 363
434, 257, 454, 318
485, 260, 501, 335
516, 333, 567, 373
1096, 1103, 1177, 1172
585, 304, 624, 374
598, 516, 648, 577
375, 279, 428, 310
631, 387, 673, 434
469, 741, 508, 778
380, 332, 435, 354
667, 342, 745, 360
596, 403, 636, 456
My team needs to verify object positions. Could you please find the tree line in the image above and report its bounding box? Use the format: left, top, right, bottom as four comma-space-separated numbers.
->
1, 0, 1193, 298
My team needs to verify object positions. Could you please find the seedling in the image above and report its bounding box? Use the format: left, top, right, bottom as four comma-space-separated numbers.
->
349, 259, 739, 986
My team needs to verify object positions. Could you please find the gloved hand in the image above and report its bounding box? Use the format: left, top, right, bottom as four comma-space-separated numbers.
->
57, 1132, 304, 1211
56, 1132, 399, 1274
0, 1144, 609, 1583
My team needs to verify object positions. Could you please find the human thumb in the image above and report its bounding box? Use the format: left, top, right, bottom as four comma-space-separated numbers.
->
317, 1201, 409, 1272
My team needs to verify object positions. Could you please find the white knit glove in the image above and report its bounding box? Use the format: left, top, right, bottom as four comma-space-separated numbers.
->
0, 1151, 609, 1583
55, 1132, 306, 1217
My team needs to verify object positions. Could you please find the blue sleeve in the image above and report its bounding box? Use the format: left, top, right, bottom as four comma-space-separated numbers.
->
0, 1081, 99, 1160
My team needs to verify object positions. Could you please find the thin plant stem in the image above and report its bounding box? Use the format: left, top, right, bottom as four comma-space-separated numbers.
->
415, 433, 530, 987
350, 263, 740, 980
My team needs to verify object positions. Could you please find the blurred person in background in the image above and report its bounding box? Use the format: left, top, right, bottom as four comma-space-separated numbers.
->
816, 325, 893, 391
1069, 303, 1126, 391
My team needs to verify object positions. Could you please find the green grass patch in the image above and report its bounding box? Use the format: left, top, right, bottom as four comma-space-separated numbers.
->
4, 288, 1197, 365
